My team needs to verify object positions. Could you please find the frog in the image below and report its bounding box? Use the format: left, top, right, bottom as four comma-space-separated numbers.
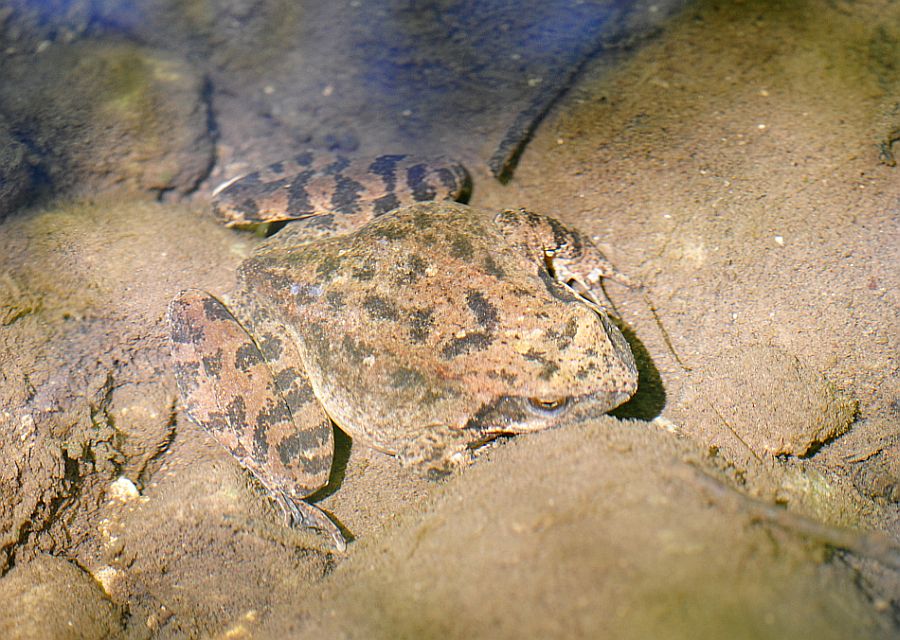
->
168, 152, 639, 551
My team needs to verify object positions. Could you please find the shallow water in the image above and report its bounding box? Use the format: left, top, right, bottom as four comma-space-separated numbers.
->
1, 1, 898, 638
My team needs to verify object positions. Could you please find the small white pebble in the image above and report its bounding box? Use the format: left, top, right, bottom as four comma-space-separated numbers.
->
93, 567, 122, 596
263, 85, 275, 95
731, 312, 738, 320
652, 416, 679, 433
36, 40, 51, 53
527, 77, 542, 87
222, 623, 249, 638
556, 138, 565, 145
759, 89, 769, 96
774, 235, 784, 246
757, 123, 767, 130
401, 109, 412, 117
108, 477, 140, 503
322, 84, 334, 97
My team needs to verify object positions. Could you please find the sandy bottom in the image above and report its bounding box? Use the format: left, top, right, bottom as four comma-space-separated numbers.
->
0, 1, 898, 638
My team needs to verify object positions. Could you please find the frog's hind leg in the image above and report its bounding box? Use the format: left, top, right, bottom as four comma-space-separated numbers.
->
168, 289, 344, 550
211, 152, 470, 232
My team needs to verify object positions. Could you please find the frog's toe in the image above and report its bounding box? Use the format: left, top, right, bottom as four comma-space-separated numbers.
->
276, 491, 347, 553
396, 426, 474, 472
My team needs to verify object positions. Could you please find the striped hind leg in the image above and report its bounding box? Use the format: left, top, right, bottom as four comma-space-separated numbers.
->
168, 289, 344, 550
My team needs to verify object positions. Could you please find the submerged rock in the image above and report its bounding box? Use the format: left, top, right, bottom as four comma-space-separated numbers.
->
0, 115, 34, 217
707, 345, 858, 458
0, 40, 212, 198
0, 554, 123, 639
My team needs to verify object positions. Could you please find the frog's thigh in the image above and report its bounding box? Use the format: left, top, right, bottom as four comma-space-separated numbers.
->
167, 289, 334, 499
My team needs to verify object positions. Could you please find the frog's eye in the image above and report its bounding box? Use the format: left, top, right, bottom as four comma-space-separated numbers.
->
526, 397, 570, 416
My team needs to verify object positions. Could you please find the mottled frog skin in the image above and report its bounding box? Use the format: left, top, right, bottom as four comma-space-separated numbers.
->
168, 153, 638, 549
211, 152, 471, 230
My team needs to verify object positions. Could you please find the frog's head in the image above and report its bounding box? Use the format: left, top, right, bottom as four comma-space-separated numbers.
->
459, 302, 638, 438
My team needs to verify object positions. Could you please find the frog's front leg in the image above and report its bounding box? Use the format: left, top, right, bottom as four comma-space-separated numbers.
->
493, 208, 639, 309
167, 289, 344, 551
395, 425, 475, 473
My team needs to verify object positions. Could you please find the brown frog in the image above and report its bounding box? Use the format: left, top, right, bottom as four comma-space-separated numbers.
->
168, 153, 638, 550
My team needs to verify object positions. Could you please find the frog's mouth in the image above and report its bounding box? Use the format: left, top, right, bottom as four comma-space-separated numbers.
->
463, 394, 574, 436
463, 389, 633, 437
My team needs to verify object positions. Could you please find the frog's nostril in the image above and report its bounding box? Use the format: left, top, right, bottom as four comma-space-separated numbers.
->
526, 397, 570, 416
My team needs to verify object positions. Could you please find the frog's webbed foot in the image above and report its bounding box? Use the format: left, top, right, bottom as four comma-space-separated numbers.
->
275, 490, 347, 552
553, 261, 640, 314
493, 208, 640, 313
553, 253, 641, 293
541, 224, 641, 315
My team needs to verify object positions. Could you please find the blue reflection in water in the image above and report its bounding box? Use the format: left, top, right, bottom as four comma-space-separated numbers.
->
7, 0, 673, 165
352, 1, 632, 107
9, 0, 147, 33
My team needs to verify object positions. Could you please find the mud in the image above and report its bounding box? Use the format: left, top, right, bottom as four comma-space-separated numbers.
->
0, 554, 122, 638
